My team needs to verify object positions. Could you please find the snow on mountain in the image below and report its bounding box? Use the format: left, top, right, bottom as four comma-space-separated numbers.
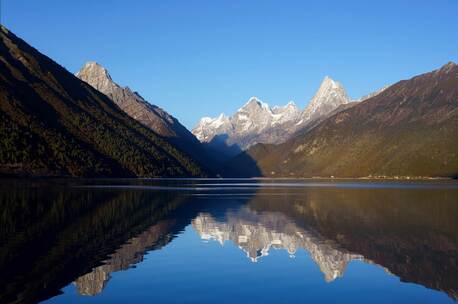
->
192, 96, 303, 150
271, 101, 301, 126
302, 76, 350, 122
232, 97, 277, 134
192, 77, 387, 151
193, 113, 231, 142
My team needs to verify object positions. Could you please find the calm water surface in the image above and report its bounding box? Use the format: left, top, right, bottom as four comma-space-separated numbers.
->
0, 179, 457, 303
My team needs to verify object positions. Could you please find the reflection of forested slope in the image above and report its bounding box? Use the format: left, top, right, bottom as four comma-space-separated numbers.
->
75, 220, 176, 295
0, 182, 187, 304
247, 187, 458, 299
72, 192, 252, 296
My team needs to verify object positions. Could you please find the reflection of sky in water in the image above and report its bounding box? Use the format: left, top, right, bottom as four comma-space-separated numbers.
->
50, 225, 453, 304
1, 179, 456, 304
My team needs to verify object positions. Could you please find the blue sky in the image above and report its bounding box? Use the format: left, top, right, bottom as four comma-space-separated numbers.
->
2, 0, 458, 128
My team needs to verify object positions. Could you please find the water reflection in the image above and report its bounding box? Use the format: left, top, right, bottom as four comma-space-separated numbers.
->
0, 179, 457, 303
74, 219, 176, 295
0, 180, 189, 304
193, 187, 458, 299
193, 208, 363, 282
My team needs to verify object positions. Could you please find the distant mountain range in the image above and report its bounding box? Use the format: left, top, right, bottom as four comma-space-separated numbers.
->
226, 62, 458, 178
0, 24, 456, 178
0, 26, 205, 177
192, 77, 387, 157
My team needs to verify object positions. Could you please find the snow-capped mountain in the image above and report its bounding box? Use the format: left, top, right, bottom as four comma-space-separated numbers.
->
302, 76, 350, 122
271, 101, 302, 126
193, 96, 304, 151
192, 76, 356, 151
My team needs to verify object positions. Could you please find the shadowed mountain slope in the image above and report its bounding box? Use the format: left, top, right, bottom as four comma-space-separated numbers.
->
0, 26, 205, 177
76, 62, 219, 172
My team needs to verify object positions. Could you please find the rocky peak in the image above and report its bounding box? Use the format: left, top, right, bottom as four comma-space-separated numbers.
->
271, 101, 301, 126
76, 61, 119, 94
438, 61, 457, 74
231, 97, 276, 136
238, 96, 272, 113
193, 113, 232, 142
77, 61, 111, 79
76, 62, 186, 138
302, 76, 350, 121
191, 78, 352, 150
272, 101, 298, 113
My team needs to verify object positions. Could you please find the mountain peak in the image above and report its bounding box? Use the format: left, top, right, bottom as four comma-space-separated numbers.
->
248, 96, 261, 103
321, 76, 344, 90
0, 26, 205, 178
245, 96, 262, 106
302, 76, 349, 121
77, 61, 112, 81
1, 25, 10, 35
239, 96, 271, 112
439, 61, 457, 74
76, 61, 124, 98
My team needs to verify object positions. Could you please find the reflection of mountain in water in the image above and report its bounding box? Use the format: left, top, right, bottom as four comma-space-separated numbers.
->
75, 220, 175, 295
193, 208, 362, 282
72, 185, 458, 300
0, 181, 190, 304
248, 187, 458, 300
1, 180, 457, 303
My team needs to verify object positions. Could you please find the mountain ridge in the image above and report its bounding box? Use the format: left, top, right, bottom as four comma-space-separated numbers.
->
227, 62, 458, 178
76, 61, 220, 172
0, 25, 206, 177
192, 77, 387, 155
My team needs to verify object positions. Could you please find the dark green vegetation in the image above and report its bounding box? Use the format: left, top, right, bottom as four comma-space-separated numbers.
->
76, 62, 221, 174
1, 180, 457, 303
0, 179, 248, 304
228, 62, 458, 178
249, 186, 458, 299
0, 180, 186, 304
1, 23, 457, 178
0, 26, 206, 177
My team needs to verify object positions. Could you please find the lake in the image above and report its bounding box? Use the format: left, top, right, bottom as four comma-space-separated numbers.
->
0, 179, 457, 303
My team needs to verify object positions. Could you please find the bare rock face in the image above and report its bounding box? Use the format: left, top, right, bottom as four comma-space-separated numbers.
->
0, 26, 205, 178
76, 62, 218, 171
76, 62, 178, 137
193, 113, 232, 143
193, 77, 385, 151
237, 61, 458, 178
193, 97, 302, 150
301, 76, 349, 122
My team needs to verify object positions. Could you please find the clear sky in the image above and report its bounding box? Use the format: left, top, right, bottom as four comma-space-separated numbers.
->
2, 0, 458, 129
